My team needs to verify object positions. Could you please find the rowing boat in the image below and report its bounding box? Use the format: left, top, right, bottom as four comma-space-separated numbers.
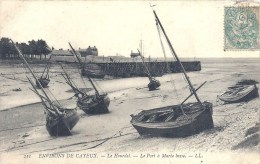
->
131, 102, 213, 137
219, 84, 259, 103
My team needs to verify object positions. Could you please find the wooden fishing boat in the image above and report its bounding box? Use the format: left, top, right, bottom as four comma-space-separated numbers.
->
12, 40, 79, 136
45, 104, 79, 136
81, 63, 105, 79
130, 9, 214, 137
68, 42, 110, 114
30, 77, 79, 136
148, 78, 161, 91
36, 77, 50, 88
62, 67, 110, 114
131, 102, 213, 137
219, 84, 259, 103
36, 54, 52, 88
77, 93, 110, 114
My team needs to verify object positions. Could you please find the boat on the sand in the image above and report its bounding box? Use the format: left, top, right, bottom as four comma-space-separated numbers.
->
45, 102, 80, 136
81, 63, 105, 79
137, 49, 160, 91
12, 40, 79, 136
61, 67, 110, 114
131, 102, 213, 137
130, 9, 214, 137
36, 77, 50, 88
147, 77, 161, 91
68, 42, 110, 114
36, 52, 52, 88
77, 93, 110, 114
219, 84, 259, 103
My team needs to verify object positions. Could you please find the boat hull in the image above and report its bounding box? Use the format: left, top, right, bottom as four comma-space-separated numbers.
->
77, 94, 110, 114
36, 78, 50, 88
81, 69, 105, 79
148, 79, 161, 91
219, 84, 259, 103
131, 102, 214, 137
46, 108, 79, 136
81, 64, 105, 79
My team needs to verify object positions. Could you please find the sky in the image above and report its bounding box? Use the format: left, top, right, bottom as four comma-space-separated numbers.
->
0, 0, 260, 58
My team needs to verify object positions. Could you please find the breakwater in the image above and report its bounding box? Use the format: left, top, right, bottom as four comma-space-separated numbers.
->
97, 61, 201, 77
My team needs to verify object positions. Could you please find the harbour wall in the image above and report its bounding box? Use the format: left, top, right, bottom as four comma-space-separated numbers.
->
96, 61, 201, 77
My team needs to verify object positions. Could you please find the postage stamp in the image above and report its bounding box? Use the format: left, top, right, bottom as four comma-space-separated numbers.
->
224, 7, 260, 50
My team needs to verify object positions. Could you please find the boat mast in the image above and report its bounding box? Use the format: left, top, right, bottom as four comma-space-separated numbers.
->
61, 66, 85, 96
41, 54, 52, 79
138, 39, 153, 80
153, 10, 201, 104
137, 49, 152, 80
12, 40, 62, 114
27, 76, 57, 115
68, 42, 101, 97
12, 41, 51, 100
69, 43, 84, 68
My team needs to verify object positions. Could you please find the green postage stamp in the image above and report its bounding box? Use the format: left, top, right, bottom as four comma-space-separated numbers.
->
224, 7, 260, 50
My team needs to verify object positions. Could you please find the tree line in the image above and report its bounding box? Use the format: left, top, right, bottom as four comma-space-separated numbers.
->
0, 37, 52, 60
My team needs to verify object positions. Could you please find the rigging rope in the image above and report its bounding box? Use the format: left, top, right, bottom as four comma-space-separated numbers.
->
21, 60, 61, 107
156, 21, 167, 61
156, 20, 181, 103
21, 64, 53, 114
71, 52, 106, 96
72, 55, 90, 91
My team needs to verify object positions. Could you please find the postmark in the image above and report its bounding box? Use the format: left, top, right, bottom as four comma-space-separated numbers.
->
224, 7, 260, 50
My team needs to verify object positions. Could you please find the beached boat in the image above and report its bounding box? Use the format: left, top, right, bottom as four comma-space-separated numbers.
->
36, 77, 50, 88
44, 104, 79, 136
12, 40, 79, 136
36, 54, 52, 88
77, 93, 110, 114
130, 9, 214, 137
219, 84, 259, 103
62, 67, 110, 114
81, 63, 105, 79
137, 49, 161, 91
68, 42, 110, 114
131, 102, 213, 137
147, 77, 161, 91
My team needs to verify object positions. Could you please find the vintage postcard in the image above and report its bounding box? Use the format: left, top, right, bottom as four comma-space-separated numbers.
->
0, 0, 259, 164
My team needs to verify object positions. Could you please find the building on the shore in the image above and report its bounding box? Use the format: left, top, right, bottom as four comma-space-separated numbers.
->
51, 49, 75, 62
78, 46, 98, 57
130, 50, 140, 58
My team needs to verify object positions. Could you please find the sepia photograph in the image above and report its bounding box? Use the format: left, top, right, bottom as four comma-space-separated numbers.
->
0, 0, 259, 163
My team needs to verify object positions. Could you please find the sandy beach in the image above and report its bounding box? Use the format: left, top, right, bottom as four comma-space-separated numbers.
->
0, 58, 259, 164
